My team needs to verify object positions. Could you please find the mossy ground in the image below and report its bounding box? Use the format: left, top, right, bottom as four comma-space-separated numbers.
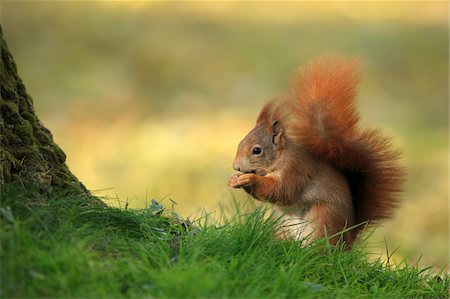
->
1, 184, 448, 298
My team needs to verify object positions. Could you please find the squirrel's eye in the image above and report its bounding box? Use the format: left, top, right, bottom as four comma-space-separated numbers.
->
252, 146, 262, 156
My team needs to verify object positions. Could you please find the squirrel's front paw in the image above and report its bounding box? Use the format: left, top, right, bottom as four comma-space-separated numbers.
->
228, 173, 241, 188
228, 173, 256, 188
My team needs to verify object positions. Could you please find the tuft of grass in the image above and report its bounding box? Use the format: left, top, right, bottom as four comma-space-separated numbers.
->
1, 185, 448, 298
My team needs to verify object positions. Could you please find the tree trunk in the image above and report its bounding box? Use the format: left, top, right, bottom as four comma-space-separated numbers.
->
0, 26, 94, 198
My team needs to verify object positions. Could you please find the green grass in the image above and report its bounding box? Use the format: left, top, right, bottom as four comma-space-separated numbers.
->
1, 185, 448, 298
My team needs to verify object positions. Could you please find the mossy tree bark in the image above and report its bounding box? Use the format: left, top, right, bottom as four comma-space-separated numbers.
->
0, 27, 93, 198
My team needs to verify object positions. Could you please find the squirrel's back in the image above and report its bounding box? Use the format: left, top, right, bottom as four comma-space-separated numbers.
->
285, 57, 405, 230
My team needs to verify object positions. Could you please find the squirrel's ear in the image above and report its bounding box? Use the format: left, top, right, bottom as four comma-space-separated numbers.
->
272, 120, 283, 148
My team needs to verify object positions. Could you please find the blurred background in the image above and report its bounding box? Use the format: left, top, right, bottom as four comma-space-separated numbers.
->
2, 2, 448, 271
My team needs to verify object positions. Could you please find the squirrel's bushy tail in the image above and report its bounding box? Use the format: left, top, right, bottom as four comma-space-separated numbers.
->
288, 57, 405, 230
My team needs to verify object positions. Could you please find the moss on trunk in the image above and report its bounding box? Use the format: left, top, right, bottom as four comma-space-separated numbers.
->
0, 26, 98, 200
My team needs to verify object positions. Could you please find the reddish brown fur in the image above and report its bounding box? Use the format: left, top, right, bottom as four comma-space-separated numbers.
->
229, 57, 405, 246
289, 58, 404, 231
308, 203, 355, 245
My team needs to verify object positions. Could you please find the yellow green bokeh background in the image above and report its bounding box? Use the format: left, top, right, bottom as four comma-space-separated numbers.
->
2, 2, 448, 270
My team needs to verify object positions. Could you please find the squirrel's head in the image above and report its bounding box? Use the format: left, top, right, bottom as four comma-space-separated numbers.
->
232, 101, 285, 176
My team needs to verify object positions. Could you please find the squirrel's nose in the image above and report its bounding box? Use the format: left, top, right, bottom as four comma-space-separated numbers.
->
233, 158, 249, 172
233, 160, 241, 172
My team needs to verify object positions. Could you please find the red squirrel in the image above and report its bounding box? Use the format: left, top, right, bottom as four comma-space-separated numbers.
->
228, 57, 404, 246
